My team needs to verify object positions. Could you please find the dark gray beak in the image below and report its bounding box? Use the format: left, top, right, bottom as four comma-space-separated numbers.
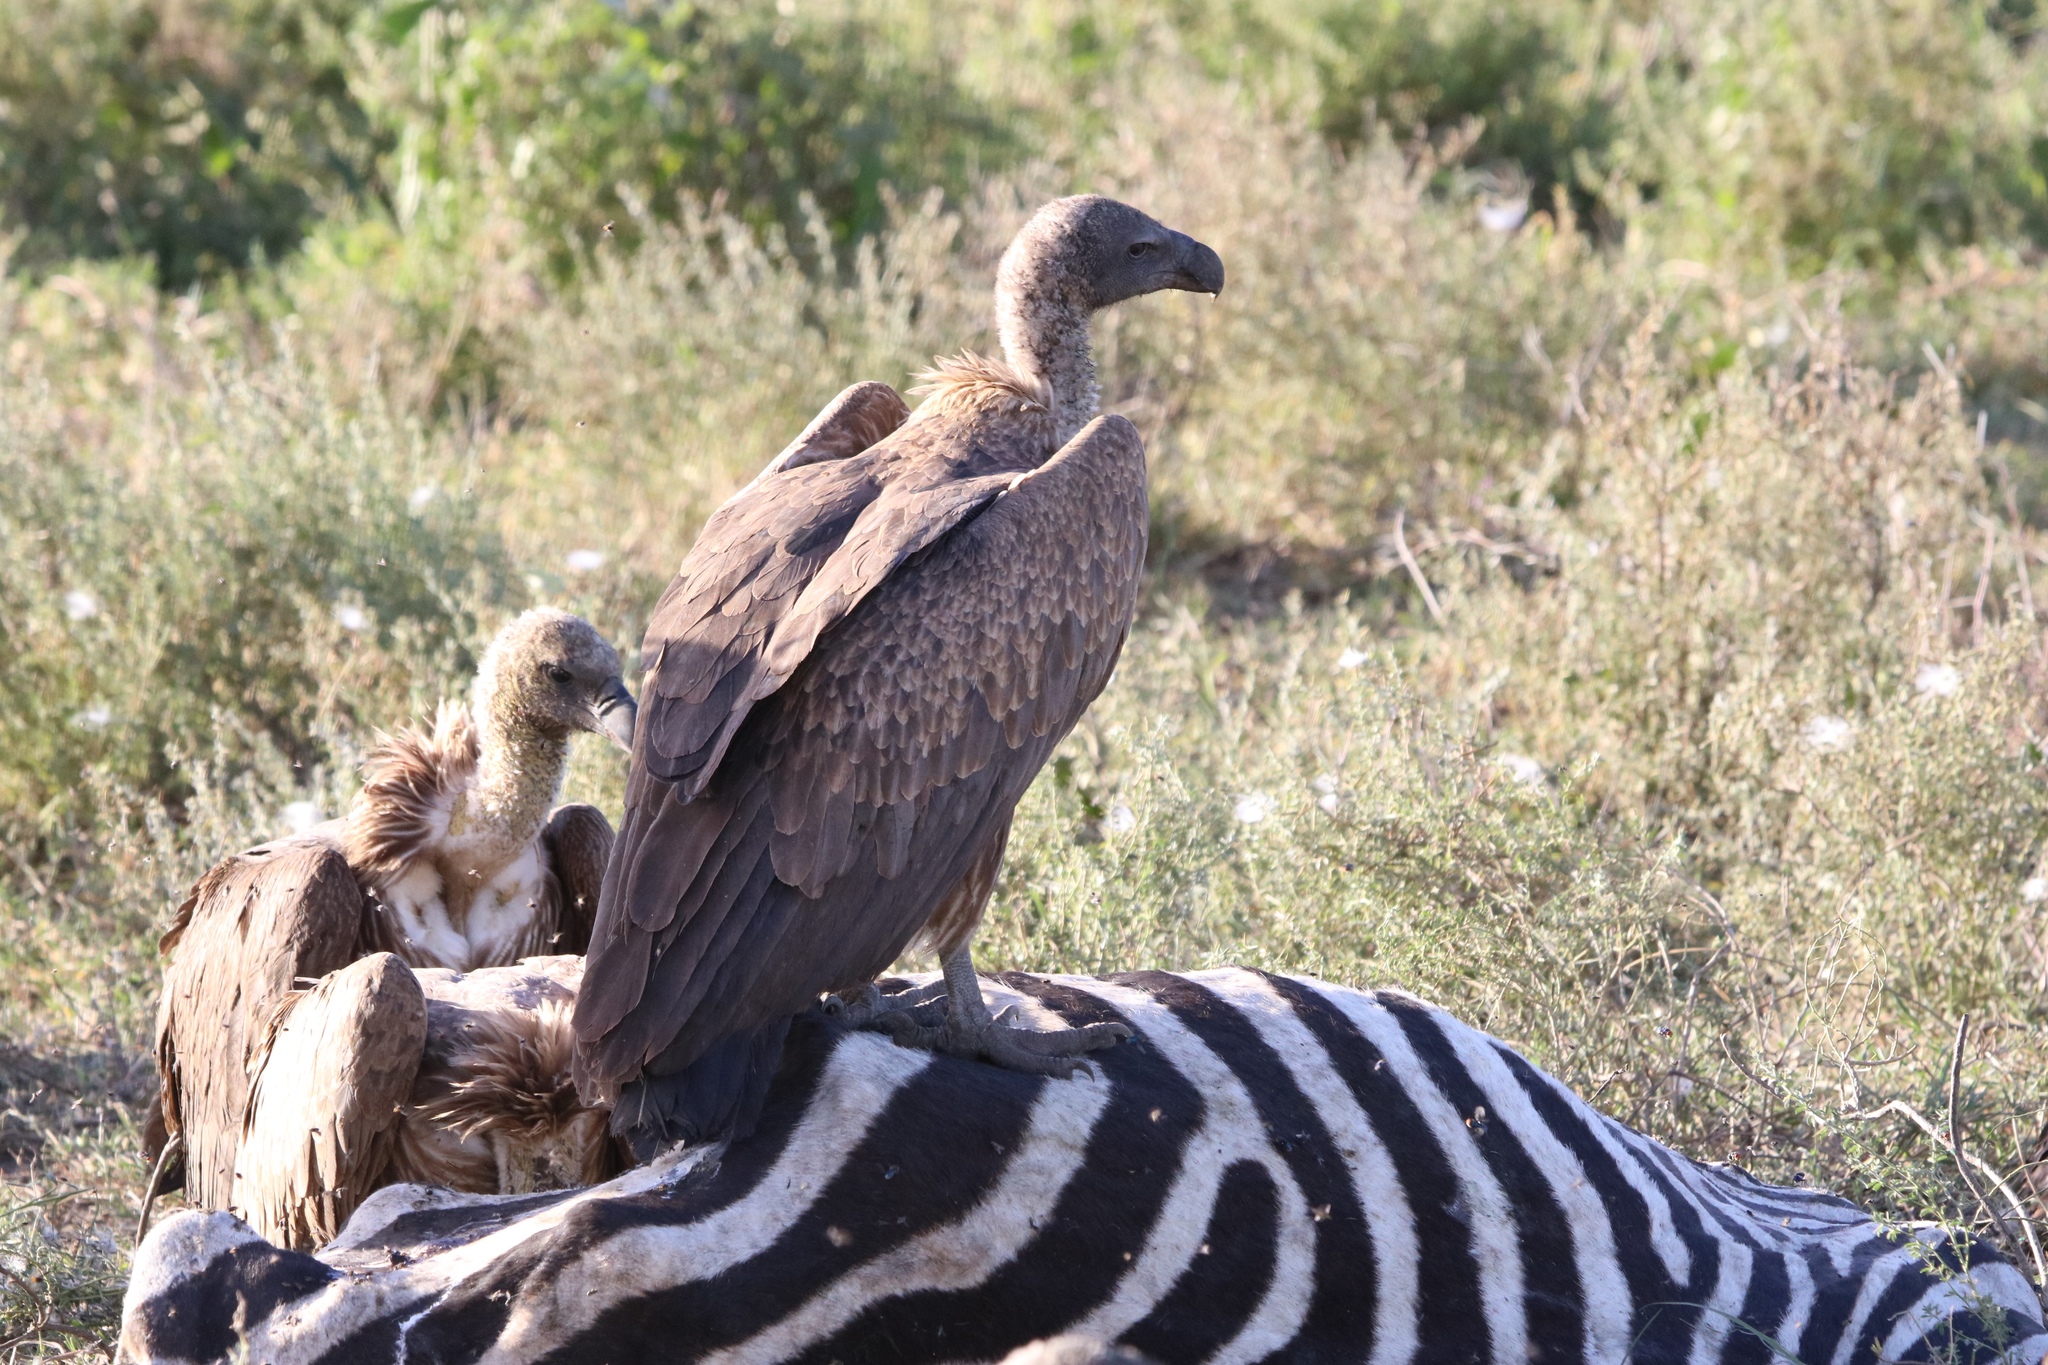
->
1169, 231, 1225, 296
592, 678, 637, 751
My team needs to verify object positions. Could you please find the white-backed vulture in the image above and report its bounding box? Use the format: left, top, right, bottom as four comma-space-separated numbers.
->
223, 953, 612, 1251
149, 608, 634, 1215
572, 195, 1225, 1154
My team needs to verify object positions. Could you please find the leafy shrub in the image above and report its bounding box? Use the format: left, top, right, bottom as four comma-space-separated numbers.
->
0, 0, 373, 287
340, 0, 1009, 273
0, 262, 507, 849
1636, 0, 2048, 269
1312, 0, 1624, 226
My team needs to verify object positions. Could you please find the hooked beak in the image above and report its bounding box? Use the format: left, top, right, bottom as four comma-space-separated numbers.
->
591, 678, 637, 751
1167, 230, 1226, 297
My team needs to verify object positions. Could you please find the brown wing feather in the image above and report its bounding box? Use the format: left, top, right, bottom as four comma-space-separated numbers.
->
576, 414, 1148, 1090
635, 383, 908, 796
541, 803, 614, 955
233, 953, 426, 1250
154, 838, 376, 1213
753, 380, 910, 480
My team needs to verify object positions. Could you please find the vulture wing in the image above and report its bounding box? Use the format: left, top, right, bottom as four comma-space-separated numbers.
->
153, 837, 376, 1213
636, 380, 910, 799
577, 415, 1149, 1094
541, 803, 614, 955
233, 953, 427, 1250
750, 379, 911, 482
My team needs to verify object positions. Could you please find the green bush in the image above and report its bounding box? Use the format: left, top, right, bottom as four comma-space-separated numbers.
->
0, 262, 506, 848
351, 0, 1007, 271
0, 0, 373, 287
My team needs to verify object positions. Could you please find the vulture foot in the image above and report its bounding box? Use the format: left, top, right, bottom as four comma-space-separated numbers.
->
867, 948, 1130, 1079
822, 979, 948, 1028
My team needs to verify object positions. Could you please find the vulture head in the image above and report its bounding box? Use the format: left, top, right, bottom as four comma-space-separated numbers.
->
999, 194, 1225, 315
475, 608, 637, 750
994, 195, 1224, 442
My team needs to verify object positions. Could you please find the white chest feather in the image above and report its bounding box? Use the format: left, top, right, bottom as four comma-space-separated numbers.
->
375, 807, 550, 970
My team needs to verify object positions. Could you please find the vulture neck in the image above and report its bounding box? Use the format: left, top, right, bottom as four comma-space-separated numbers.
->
455, 709, 567, 849
996, 283, 1097, 448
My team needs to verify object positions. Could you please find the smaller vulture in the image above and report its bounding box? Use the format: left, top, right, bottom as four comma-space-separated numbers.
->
197, 953, 613, 1251
147, 609, 634, 1219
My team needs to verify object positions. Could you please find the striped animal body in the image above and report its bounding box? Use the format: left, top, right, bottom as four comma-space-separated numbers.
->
121, 969, 2047, 1365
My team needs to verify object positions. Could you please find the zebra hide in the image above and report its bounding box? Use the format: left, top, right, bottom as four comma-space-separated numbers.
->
120, 968, 2048, 1365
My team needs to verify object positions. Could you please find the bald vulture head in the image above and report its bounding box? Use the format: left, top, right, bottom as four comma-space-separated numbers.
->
474, 608, 637, 750
995, 194, 1226, 443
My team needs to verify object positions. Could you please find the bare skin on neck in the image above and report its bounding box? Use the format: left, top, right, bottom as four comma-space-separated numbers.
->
996, 280, 1097, 447
434, 715, 571, 933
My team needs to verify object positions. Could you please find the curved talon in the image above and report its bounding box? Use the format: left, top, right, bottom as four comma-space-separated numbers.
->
1000, 1021, 1132, 1056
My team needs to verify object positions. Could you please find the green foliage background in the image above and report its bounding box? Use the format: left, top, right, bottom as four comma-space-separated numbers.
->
5, 0, 2048, 1351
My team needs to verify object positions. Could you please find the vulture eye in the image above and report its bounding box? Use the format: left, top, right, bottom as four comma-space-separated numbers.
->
546, 665, 573, 685
1128, 241, 1153, 258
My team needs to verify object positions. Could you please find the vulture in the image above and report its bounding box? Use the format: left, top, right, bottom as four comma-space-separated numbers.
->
147, 608, 634, 1218
167, 952, 614, 1252
574, 195, 1225, 1154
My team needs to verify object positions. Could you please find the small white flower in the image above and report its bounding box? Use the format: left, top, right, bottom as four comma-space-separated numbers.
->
1335, 648, 1369, 671
281, 801, 323, 835
409, 483, 438, 512
63, 590, 98, 621
334, 604, 369, 632
1495, 752, 1545, 787
71, 706, 112, 731
2023, 877, 2048, 904
1318, 792, 1342, 814
1801, 715, 1854, 752
1913, 663, 1961, 698
565, 548, 607, 573
1104, 803, 1137, 835
1312, 774, 1339, 795
1477, 199, 1528, 233
1233, 793, 1275, 824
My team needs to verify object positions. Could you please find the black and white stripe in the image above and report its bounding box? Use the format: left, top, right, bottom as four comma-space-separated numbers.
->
120, 969, 2048, 1365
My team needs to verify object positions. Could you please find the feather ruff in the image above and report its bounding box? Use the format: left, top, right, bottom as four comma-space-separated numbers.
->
908, 351, 1051, 417
343, 702, 478, 880
411, 999, 582, 1145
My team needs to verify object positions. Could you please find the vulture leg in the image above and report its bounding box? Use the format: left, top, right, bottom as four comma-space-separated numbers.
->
880, 946, 1131, 1077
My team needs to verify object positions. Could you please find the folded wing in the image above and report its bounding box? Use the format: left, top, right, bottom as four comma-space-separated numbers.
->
576, 415, 1149, 1089
233, 953, 427, 1250
636, 381, 910, 798
153, 838, 377, 1212
541, 803, 614, 955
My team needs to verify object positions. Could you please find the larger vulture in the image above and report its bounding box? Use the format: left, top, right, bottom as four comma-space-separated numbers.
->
574, 195, 1224, 1153
150, 609, 634, 1215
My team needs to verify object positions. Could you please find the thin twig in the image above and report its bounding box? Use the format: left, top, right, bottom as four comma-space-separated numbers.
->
1946, 1015, 1994, 1221
1965, 515, 1997, 647
1999, 470, 2039, 621
1845, 1093, 2047, 1286
1391, 510, 1446, 626
135, 1130, 184, 1246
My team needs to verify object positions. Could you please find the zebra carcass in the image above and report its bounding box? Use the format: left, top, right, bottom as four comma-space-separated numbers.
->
120, 969, 2048, 1365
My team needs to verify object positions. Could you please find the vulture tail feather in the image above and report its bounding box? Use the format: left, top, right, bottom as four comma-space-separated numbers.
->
613, 1017, 792, 1161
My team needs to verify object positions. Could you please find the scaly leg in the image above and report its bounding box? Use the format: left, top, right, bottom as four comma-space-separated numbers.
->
872, 945, 1130, 1077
